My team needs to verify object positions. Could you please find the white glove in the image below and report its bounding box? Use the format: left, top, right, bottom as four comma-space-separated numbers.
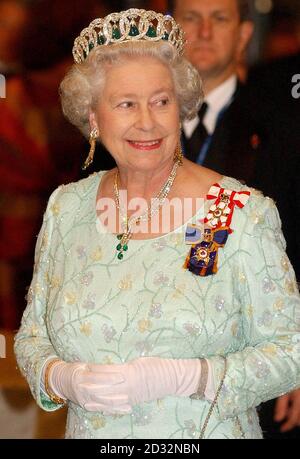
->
89, 357, 203, 406
46, 360, 132, 414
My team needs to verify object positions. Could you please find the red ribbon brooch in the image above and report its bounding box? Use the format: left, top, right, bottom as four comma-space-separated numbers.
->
183, 184, 250, 277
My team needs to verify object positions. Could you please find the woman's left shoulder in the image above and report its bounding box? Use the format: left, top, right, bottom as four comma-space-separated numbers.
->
221, 176, 275, 209
220, 176, 279, 228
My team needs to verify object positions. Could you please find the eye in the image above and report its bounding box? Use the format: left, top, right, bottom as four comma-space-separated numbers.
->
182, 14, 200, 24
155, 98, 170, 107
214, 14, 229, 22
118, 101, 135, 109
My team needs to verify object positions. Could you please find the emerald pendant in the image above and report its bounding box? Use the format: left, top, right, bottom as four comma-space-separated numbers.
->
116, 230, 130, 260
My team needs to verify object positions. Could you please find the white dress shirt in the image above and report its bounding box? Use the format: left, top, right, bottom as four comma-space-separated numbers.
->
183, 75, 238, 139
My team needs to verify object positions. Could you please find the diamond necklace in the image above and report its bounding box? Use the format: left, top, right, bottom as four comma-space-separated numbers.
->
113, 160, 181, 260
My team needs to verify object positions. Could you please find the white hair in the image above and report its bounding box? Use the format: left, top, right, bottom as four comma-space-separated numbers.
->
60, 40, 203, 138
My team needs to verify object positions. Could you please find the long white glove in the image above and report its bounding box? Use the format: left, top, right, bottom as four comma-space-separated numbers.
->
89, 357, 203, 406
46, 360, 132, 413
47, 357, 206, 413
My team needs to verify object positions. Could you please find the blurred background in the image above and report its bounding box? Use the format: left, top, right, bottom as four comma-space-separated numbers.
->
0, 0, 299, 438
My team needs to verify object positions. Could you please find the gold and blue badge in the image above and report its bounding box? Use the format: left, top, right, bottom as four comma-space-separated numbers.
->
184, 184, 251, 277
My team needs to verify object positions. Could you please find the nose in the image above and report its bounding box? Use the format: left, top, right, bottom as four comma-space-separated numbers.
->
198, 18, 213, 40
135, 105, 155, 131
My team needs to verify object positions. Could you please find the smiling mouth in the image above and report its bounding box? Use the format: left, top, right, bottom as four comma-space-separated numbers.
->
127, 139, 162, 150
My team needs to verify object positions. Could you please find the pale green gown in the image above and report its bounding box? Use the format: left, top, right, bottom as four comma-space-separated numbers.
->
15, 172, 300, 439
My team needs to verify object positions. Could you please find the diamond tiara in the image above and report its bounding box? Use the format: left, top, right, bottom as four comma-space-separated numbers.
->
72, 8, 185, 64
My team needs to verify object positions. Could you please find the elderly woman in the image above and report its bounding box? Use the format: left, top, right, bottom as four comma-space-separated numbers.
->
15, 9, 300, 439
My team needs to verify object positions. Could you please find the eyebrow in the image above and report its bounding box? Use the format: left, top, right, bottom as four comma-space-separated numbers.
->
110, 87, 174, 101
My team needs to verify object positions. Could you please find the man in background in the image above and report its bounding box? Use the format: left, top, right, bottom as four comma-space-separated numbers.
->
171, 0, 259, 184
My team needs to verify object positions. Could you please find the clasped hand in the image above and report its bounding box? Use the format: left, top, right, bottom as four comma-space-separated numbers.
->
49, 357, 202, 414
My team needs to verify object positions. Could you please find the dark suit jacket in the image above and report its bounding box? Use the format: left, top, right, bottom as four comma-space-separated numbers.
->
247, 53, 300, 282
182, 84, 266, 185
247, 52, 300, 139
247, 54, 300, 437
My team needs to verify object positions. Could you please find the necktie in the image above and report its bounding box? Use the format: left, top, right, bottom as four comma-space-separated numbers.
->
183, 102, 208, 163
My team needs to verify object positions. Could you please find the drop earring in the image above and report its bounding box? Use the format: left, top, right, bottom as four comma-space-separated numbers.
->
174, 131, 184, 165
82, 127, 99, 170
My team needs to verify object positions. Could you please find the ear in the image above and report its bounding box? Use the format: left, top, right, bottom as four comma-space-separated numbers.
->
237, 21, 254, 57
89, 111, 98, 132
